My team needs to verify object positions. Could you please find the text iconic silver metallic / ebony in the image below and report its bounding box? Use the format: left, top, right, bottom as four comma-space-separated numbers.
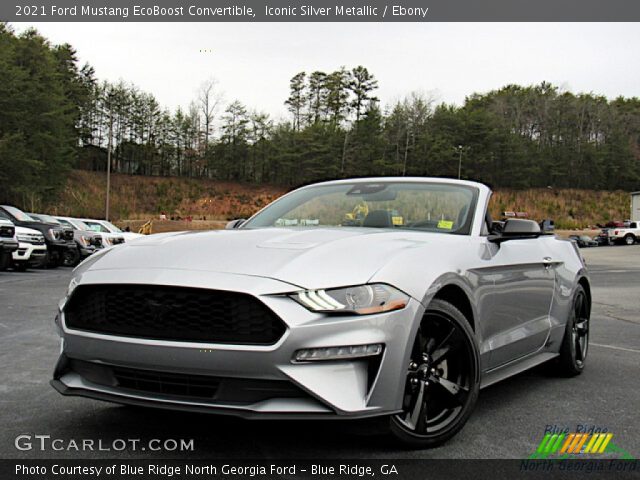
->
52, 178, 591, 447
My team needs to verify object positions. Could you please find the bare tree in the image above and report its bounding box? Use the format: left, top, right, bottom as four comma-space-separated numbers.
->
198, 78, 223, 155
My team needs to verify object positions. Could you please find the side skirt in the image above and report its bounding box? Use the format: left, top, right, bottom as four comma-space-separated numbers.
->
480, 351, 558, 389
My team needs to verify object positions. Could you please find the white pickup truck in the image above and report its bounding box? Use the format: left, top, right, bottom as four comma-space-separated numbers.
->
12, 226, 47, 270
607, 221, 640, 245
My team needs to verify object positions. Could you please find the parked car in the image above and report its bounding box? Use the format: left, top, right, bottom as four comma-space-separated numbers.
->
602, 220, 627, 228
568, 235, 599, 248
79, 219, 128, 245
0, 219, 19, 271
595, 229, 612, 246
57, 216, 123, 249
54, 216, 105, 257
28, 213, 84, 267
30, 213, 104, 267
81, 219, 143, 242
52, 177, 591, 448
0, 205, 75, 268
11, 226, 47, 270
606, 221, 639, 245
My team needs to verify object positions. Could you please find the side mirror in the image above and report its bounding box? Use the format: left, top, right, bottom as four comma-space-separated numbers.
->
225, 219, 246, 230
489, 219, 542, 243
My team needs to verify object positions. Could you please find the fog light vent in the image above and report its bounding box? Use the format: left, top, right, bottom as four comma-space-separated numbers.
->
293, 344, 383, 362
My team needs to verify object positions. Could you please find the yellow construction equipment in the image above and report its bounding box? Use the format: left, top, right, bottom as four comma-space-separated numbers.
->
138, 219, 153, 235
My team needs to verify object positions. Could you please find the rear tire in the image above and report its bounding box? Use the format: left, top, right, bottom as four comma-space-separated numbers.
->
389, 299, 480, 448
624, 234, 635, 246
556, 284, 589, 376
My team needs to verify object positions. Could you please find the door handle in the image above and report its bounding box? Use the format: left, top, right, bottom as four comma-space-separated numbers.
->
543, 257, 553, 269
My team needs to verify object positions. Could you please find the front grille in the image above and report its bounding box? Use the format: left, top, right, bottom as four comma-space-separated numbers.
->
0, 225, 14, 238
64, 284, 287, 345
90, 236, 103, 247
19, 234, 44, 245
111, 237, 125, 245
63, 229, 74, 241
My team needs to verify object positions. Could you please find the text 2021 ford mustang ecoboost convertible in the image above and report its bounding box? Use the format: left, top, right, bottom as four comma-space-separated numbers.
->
51, 178, 590, 447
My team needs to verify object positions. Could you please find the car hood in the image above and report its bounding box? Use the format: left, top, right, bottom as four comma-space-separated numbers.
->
14, 226, 42, 235
14, 220, 58, 231
80, 227, 458, 290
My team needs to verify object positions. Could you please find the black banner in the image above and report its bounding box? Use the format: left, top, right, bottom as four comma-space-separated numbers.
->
3, 0, 640, 22
3, 459, 640, 480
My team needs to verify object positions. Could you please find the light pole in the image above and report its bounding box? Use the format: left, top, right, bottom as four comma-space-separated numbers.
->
105, 95, 113, 221
456, 145, 463, 179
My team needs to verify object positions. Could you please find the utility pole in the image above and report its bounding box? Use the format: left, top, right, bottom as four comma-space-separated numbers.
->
105, 103, 113, 221
341, 129, 349, 176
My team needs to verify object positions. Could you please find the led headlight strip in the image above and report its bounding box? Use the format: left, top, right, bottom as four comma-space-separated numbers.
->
294, 344, 383, 362
292, 283, 409, 315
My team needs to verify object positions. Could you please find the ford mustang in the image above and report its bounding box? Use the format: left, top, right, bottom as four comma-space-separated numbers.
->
51, 178, 590, 447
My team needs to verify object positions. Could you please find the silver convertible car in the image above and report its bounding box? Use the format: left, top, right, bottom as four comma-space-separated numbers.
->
52, 178, 590, 447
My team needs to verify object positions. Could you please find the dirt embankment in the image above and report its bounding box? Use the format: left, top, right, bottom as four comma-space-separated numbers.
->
45, 170, 630, 235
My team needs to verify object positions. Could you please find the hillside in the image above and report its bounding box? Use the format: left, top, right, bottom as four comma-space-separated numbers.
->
46, 170, 287, 222
44, 170, 631, 231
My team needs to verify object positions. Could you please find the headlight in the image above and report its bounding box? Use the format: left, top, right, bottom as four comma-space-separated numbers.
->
291, 283, 409, 315
79, 235, 90, 247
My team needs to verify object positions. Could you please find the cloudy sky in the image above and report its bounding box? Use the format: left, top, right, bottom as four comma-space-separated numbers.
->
17, 22, 640, 120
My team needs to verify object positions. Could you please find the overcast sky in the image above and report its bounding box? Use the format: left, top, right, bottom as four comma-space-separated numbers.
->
17, 22, 640, 120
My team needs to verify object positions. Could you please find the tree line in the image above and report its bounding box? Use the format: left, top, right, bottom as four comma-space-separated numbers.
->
1, 24, 639, 207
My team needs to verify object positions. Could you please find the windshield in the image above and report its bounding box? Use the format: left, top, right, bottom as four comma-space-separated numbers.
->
83, 221, 109, 233
73, 219, 90, 230
31, 214, 61, 225
102, 221, 122, 233
59, 218, 90, 230
244, 181, 478, 235
2, 205, 35, 222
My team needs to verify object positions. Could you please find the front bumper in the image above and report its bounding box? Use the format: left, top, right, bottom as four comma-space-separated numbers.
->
48, 239, 77, 252
78, 245, 98, 258
12, 242, 47, 264
53, 269, 423, 418
1, 239, 19, 253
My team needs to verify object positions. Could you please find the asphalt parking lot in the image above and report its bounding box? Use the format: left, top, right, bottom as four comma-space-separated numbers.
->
1, 245, 638, 460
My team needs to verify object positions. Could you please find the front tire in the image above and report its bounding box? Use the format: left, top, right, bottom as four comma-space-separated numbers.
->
12, 262, 27, 272
62, 247, 80, 267
624, 234, 635, 246
556, 284, 590, 376
45, 250, 62, 269
0, 253, 10, 271
389, 299, 480, 448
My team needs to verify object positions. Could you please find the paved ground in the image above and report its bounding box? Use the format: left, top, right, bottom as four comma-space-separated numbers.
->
1, 245, 638, 460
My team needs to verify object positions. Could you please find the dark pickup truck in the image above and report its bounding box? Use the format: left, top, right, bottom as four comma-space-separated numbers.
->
0, 205, 76, 268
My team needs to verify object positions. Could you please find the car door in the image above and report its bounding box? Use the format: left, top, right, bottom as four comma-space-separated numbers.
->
478, 238, 556, 369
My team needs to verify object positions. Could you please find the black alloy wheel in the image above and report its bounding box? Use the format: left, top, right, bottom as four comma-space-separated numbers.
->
390, 299, 480, 447
62, 247, 80, 267
556, 284, 590, 376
